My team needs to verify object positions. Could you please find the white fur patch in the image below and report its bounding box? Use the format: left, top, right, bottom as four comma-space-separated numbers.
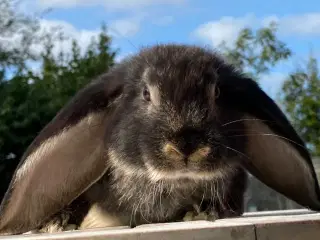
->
144, 162, 230, 182
79, 204, 125, 229
142, 67, 161, 111
148, 85, 161, 107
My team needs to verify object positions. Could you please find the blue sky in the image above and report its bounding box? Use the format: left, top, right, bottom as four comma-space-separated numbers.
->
22, 0, 320, 99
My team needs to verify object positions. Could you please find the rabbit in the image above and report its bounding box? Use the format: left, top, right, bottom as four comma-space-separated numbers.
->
0, 43, 320, 235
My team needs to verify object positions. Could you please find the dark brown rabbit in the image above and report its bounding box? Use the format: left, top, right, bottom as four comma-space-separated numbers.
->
0, 44, 319, 235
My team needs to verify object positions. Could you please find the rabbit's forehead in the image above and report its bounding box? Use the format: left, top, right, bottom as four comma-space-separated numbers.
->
141, 65, 215, 104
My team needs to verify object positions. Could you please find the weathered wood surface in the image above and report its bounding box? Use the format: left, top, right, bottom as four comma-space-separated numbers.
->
0, 210, 319, 240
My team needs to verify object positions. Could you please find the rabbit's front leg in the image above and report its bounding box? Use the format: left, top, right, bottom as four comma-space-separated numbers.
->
183, 169, 247, 222
182, 195, 244, 222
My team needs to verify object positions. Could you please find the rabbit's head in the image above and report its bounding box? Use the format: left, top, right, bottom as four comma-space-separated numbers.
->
0, 44, 319, 235
105, 45, 248, 182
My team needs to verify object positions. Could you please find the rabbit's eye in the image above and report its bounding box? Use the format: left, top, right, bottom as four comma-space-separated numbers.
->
143, 86, 151, 102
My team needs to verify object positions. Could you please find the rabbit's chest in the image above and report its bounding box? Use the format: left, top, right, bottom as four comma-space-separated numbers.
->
81, 172, 224, 228
106, 177, 217, 225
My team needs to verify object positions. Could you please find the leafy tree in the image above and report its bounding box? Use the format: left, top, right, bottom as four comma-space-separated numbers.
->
280, 54, 320, 156
0, 0, 40, 77
218, 21, 291, 80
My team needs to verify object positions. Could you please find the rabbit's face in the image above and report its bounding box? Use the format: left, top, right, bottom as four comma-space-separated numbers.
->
107, 45, 246, 181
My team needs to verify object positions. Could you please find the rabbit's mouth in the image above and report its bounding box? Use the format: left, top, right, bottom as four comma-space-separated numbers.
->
143, 160, 235, 183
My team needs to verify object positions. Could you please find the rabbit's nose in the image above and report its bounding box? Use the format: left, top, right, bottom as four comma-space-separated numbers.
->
162, 142, 211, 163
188, 146, 211, 162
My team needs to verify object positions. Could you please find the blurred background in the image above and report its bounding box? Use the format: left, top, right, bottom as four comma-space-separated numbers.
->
0, 0, 319, 212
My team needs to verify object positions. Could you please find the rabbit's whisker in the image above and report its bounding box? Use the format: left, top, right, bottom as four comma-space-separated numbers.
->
226, 133, 307, 150
221, 118, 275, 127
214, 141, 250, 160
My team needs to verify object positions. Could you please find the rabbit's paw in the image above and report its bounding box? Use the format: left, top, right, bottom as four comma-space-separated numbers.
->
183, 205, 218, 222
38, 212, 77, 233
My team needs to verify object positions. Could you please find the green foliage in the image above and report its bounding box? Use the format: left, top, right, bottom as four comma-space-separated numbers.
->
218, 22, 292, 80
280, 54, 320, 156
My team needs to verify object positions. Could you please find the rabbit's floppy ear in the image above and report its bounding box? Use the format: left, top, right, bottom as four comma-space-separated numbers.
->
221, 75, 320, 211
0, 71, 124, 235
